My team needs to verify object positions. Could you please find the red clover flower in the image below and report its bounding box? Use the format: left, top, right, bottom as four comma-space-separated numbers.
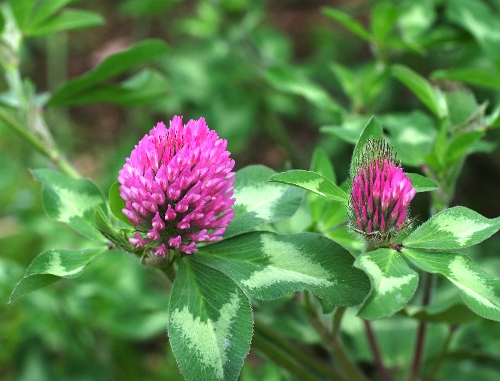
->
118, 116, 235, 257
349, 138, 416, 248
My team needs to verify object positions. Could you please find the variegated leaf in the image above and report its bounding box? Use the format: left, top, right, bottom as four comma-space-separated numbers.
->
168, 259, 252, 381
355, 248, 419, 319
403, 248, 500, 321
224, 165, 304, 238
404, 206, 500, 250
268, 169, 347, 203
9, 247, 107, 303
32, 169, 108, 241
194, 231, 370, 306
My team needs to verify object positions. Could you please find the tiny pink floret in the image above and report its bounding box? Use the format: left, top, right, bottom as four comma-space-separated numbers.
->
118, 116, 235, 256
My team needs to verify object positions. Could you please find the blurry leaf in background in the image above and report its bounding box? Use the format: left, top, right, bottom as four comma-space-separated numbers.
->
322, 7, 371, 41
446, 0, 500, 62
48, 39, 169, 106
370, 1, 398, 43
398, 0, 436, 42
9, 0, 104, 36
119, 0, 180, 17
321, 115, 372, 144
392, 64, 447, 118
381, 111, 436, 166
49, 69, 170, 106
432, 68, 500, 90
403, 300, 479, 324
331, 63, 390, 112
265, 65, 344, 115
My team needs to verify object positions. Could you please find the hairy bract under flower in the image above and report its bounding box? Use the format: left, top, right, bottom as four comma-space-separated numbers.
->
349, 138, 416, 246
118, 116, 235, 256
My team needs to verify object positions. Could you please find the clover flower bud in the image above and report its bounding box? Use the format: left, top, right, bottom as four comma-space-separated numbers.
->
118, 116, 235, 257
349, 138, 416, 247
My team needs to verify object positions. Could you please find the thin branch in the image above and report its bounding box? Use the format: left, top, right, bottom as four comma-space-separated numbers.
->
409, 273, 435, 380
364, 320, 392, 381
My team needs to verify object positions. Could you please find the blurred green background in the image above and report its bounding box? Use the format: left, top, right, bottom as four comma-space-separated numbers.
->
1, 0, 500, 380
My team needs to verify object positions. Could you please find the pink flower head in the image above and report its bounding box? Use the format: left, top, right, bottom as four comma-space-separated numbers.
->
118, 116, 235, 256
350, 138, 416, 243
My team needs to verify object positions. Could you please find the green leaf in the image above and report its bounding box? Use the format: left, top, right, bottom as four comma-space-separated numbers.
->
432, 68, 500, 90
381, 111, 436, 166
355, 248, 418, 319
25, 9, 104, 36
392, 64, 447, 118
168, 258, 252, 381
371, 2, 398, 41
32, 169, 108, 241
446, 0, 500, 61
446, 131, 485, 164
9, 0, 36, 29
9, 247, 106, 303
404, 206, 500, 251
349, 116, 384, 179
265, 65, 343, 114
224, 165, 304, 238
28, 0, 77, 27
322, 7, 371, 41
403, 302, 478, 324
403, 248, 500, 321
308, 148, 337, 222
310, 147, 336, 184
195, 231, 370, 306
268, 170, 348, 203
0, 9, 5, 34
109, 182, 131, 225
48, 39, 169, 106
321, 115, 371, 145
406, 173, 439, 192
48, 69, 170, 106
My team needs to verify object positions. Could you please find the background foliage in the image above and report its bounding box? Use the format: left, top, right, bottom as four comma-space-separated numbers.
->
1, 0, 500, 380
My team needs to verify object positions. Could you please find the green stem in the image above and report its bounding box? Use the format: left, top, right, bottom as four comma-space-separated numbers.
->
251, 333, 321, 381
0, 107, 80, 178
364, 320, 392, 381
254, 319, 346, 381
303, 293, 368, 381
408, 272, 435, 380
332, 306, 347, 337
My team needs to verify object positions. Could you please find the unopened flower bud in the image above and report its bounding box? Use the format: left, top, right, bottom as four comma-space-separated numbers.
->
349, 138, 416, 248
